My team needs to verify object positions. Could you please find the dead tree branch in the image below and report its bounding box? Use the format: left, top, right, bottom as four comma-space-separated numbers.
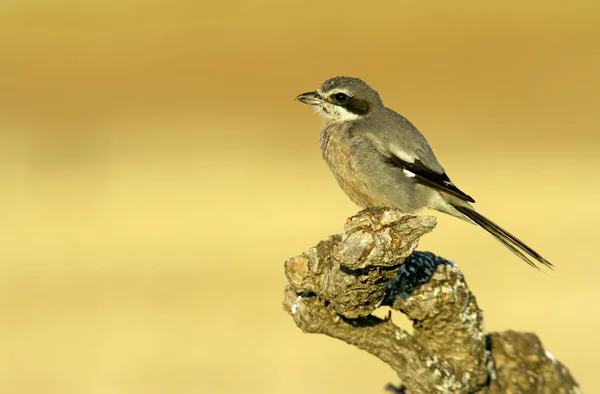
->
283, 207, 579, 394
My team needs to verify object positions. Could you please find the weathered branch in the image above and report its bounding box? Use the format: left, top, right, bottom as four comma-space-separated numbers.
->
283, 207, 580, 394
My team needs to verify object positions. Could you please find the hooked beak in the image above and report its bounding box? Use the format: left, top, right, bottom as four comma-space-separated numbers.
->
295, 91, 323, 105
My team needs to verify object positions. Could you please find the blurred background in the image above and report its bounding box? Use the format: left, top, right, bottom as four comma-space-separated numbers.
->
0, 1, 599, 393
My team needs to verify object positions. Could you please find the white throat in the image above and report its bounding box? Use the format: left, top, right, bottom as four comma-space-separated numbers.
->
315, 104, 360, 122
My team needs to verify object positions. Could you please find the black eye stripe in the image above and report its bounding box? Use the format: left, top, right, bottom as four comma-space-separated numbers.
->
327, 92, 371, 115
342, 97, 370, 115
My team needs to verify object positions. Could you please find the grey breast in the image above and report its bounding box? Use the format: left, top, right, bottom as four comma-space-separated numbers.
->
321, 120, 416, 209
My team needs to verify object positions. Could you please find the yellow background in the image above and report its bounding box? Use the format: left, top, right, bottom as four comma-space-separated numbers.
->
1, 1, 599, 393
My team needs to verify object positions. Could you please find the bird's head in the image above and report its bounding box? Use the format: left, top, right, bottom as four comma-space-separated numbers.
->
295, 76, 383, 122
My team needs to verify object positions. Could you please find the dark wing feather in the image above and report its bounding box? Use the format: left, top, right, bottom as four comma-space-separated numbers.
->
387, 154, 475, 203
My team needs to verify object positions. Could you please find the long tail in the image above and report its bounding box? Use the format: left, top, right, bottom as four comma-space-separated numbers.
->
453, 205, 553, 270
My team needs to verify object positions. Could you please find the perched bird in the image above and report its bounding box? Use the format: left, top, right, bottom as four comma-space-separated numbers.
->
295, 76, 552, 270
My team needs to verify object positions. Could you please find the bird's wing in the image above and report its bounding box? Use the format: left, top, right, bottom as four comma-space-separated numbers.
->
385, 153, 475, 203
353, 114, 475, 203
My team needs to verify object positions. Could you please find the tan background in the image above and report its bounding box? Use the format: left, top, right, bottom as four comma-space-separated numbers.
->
1, 1, 599, 393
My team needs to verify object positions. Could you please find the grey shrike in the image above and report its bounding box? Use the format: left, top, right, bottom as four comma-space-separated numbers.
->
295, 76, 552, 270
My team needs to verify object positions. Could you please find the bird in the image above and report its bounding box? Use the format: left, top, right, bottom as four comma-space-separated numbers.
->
295, 76, 552, 270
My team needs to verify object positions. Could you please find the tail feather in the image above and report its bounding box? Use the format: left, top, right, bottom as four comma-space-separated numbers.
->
453, 205, 553, 270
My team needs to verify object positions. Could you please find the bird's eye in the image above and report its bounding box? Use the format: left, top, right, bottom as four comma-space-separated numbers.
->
333, 93, 348, 102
